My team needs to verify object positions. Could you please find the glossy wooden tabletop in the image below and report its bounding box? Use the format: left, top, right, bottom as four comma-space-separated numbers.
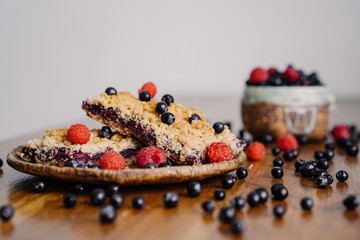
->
0, 99, 359, 240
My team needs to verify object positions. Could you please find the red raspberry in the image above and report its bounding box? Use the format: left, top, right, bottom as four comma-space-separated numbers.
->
136, 146, 167, 168
249, 67, 269, 84
246, 141, 265, 161
138, 82, 157, 99
67, 124, 91, 145
283, 67, 300, 82
267, 67, 277, 75
207, 142, 233, 163
277, 134, 298, 150
331, 124, 350, 139
99, 151, 126, 170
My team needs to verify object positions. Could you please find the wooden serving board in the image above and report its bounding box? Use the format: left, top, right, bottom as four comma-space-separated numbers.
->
7, 147, 246, 185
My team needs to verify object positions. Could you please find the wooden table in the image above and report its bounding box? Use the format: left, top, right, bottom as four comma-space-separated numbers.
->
0, 98, 359, 240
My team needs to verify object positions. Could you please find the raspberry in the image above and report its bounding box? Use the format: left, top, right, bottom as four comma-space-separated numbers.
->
283, 67, 300, 82
67, 124, 91, 145
99, 151, 126, 170
267, 67, 277, 75
138, 82, 157, 99
277, 134, 298, 150
246, 141, 265, 161
331, 124, 350, 139
249, 67, 269, 84
136, 146, 167, 168
207, 142, 233, 163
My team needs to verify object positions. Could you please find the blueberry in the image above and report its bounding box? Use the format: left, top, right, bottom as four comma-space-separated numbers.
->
106, 183, 121, 196
336, 138, 351, 149
231, 219, 245, 235
345, 144, 359, 156
261, 134, 273, 143
268, 77, 283, 86
101, 126, 112, 133
231, 196, 246, 210
161, 112, 175, 125
271, 184, 288, 201
273, 205, 286, 218
336, 170, 349, 182
187, 181, 202, 197
63, 194, 77, 208
156, 102, 168, 114
32, 180, 45, 193
110, 194, 124, 209
282, 150, 295, 161
202, 200, 215, 213
273, 157, 284, 167
300, 162, 316, 177
90, 164, 100, 169
158, 162, 170, 168
100, 205, 117, 223
105, 87, 117, 96
271, 167, 283, 179
77, 162, 89, 168
99, 130, 111, 139
317, 159, 329, 170
73, 183, 85, 194
325, 143, 335, 150
325, 174, 333, 185
163, 192, 179, 208
188, 113, 201, 124
213, 122, 224, 134
343, 195, 359, 210
294, 159, 305, 172
255, 187, 268, 204
214, 188, 226, 201
161, 94, 174, 106
218, 207, 236, 223
272, 147, 281, 156
291, 149, 299, 158
139, 90, 151, 102
236, 167, 248, 180
324, 149, 334, 160
144, 163, 157, 169
316, 175, 329, 189
247, 191, 260, 208
221, 176, 235, 189
0, 205, 14, 221
65, 160, 79, 168
312, 169, 326, 180
0, 158, 3, 168
90, 188, 106, 205
314, 150, 324, 160
132, 196, 145, 209
296, 135, 309, 144
309, 161, 317, 168
300, 197, 313, 211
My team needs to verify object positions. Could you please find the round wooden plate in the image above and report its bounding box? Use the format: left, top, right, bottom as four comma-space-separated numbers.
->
7, 147, 246, 185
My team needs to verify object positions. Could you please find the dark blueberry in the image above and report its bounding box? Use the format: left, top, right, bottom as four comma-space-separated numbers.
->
314, 150, 324, 160
89, 164, 100, 169
345, 144, 359, 156
324, 149, 334, 161
224, 121, 232, 131
312, 169, 326, 180
139, 90, 151, 102
161, 112, 175, 125
300, 162, 316, 177
336, 138, 352, 149
273, 157, 284, 167
231, 219, 245, 235
325, 174, 333, 185
300, 197, 313, 211
0, 205, 14, 221
100, 205, 117, 223
317, 159, 329, 170
271, 183, 284, 194
272, 147, 281, 156
261, 134, 273, 143
343, 195, 359, 210
282, 150, 295, 161
336, 170, 349, 182
247, 191, 260, 208
236, 167, 248, 180
99, 130, 111, 139
309, 161, 317, 168
161, 94, 174, 106
231, 196, 246, 210
188, 113, 201, 124
73, 183, 85, 194
348, 124, 357, 133
325, 143, 335, 150
106, 183, 120, 196
0, 158, 3, 168
90, 188, 106, 206
273, 205, 286, 218
218, 207, 236, 223
271, 167, 283, 179
101, 126, 112, 133
271, 184, 288, 201
163, 192, 179, 208
255, 187, 268, 204
105, 87, 117, 96
296, 135, 309, 145
158, 162, 170, 168
77, 162, 89, 168
238, 129, 245, 139
316, 175, 329, 189
213, 122, 225, 134
32, 180, 45, 193
221, 176, 235, 189
144, 163, 157, 169
291, 149, 299, 158
268, 77, 283, 86
63, 194, 77, 208
110, 194, 124, 209
187, 181, 202, 197
202, 200, 215, 213
295, 159, 305, 172
214, 188, 226, 201
132, 196, 145, 209
156, 102, 168, 114
65, 160, 79, 168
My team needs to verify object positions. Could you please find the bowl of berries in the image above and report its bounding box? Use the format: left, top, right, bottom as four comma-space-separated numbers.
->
241, 65, 335, 140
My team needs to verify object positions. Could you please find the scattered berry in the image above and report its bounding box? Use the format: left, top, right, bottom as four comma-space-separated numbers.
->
231, 219, 245, 235
99, 151, 126, 170
213, 122, 225, 134
300, 162, 316, 177
291, 149, 299, 158
163, 192, 179, 208
345, 144, 359, 156
294, 159, 305, 172
331, 125, 350, 139
246, 141, 265, 161
214, 188, 226, 201
324, 149, 335, 160
273, 157, 284, 167
202, 200, 215, 213
282, 150, 295, 161
110, 194, 124, 209
271, 183, 288, 201
247, 191, 260, 208
156, 102, 168, 114
314, 150, 324, 160
300, 197, 313, 211
105, 87, 117, 96
221, 176, 235, 189
249, 67, 269, 84
277, 134, 298, 150
325, 174, 334, 185
231, 196, 246, 210
317, 159, 329, 170
90, 188, 107, 206
207, 142, 233, 163
296, 135, 309, 144
312, 170, 326, 180
316, 175, 329, 189
343, 195, 359, 210
106, 183, 121, 196
63, 194, 77, 208
100, 205, 117, 223
67, 124, 91, 145
218, 207, 236, 223
283, 66, 300, 82
187, 181, 202, 197
325, 143, 335, 150
138, 82, 156, 98
161, 112, 175, 125
189, 113, 201, 124
132, 196, 145, 209
273, 205, 286, 218
136, 146, 167, 168
236, 167, 248, 180
0, 205, 14, 221
271, 167, 283, 179
161, 94, 174, 106
261, 134, 273, 143
255, 187, 269, 204
272, 147, 281, 156
73, 183, 85, 194
139, 90, 151, 102
336, 170, 349, 182
32, 180, 45, 193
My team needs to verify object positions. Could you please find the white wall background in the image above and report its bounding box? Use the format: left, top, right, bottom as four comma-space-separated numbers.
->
1, 0, 360, 141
